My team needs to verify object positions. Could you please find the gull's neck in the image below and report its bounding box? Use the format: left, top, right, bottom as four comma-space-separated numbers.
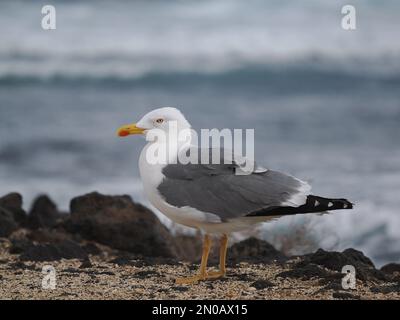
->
142, 125, 193, 165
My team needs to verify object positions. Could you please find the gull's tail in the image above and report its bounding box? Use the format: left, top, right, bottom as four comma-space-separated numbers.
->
247, 195, 354, 217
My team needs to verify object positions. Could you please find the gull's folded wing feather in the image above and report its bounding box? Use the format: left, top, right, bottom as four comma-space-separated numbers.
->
157, 148, 310, 221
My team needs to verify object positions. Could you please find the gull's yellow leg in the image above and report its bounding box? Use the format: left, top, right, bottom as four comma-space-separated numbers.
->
207, 234, 228, 279
175, 234, 212, 284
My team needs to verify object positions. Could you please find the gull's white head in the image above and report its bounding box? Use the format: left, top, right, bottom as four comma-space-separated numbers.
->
117, 107, 191, 138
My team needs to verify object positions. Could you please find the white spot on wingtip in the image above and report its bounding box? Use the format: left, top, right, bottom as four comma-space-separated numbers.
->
315, 200, 320, 207
343, 203, 348, 208
328, 202, 334, 207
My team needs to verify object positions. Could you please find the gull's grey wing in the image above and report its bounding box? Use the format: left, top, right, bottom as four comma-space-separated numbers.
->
157, 148, 310, 221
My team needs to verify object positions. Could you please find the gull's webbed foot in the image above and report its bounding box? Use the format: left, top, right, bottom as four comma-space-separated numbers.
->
175, 270, 226, 284
205, 269, 226, 279
175, 273, 205, 285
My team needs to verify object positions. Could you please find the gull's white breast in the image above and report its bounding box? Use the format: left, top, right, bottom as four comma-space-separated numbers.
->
138, 144, 222, 230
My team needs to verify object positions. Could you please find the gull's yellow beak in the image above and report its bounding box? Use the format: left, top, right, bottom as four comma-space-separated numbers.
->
117, 123, 145, 137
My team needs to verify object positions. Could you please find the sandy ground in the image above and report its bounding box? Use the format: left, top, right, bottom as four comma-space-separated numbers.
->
1, 193, 399, 300
1, 251, 398, 300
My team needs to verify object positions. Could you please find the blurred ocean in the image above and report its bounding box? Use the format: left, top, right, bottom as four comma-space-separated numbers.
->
0, 0, 399, 266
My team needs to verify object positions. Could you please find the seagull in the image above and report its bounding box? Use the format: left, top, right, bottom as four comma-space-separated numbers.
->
117, 107, 353, 284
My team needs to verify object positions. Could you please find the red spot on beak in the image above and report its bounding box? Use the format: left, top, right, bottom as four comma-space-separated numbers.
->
118, 130, 130, 137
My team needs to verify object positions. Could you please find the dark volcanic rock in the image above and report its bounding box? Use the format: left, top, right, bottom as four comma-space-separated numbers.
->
109, 255, 137, 266
319, 281, 344, 292
81, 243, 102, 255
8, 261, 37, 271
110, 253, 182, 267
173, 234, 203, 262
228, 237, 287, 264
370, 284, 400, 294
250, 279, 274, 290
0, 193, 27, 225
79, 258, 93, 269
332, 291, 360, 300
172, 286, 189, 292
342, 248, 375, 267
19, 240, 88, 261
65, 192, 177, 258
28, 195, 60, 229
9, 238, 33, 254
0, 207, 18, 237
277, 263, 338, 281
380, 263, 400, 275
297, 248, 387, 282
135, 270, 160, 278
302, 248, 374, 271
25, 228, 72, 244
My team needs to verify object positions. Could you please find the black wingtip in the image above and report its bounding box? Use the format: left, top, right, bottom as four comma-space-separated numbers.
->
338, 198, 354, 209
246, 195, 354, 218
309, 196, 354, 211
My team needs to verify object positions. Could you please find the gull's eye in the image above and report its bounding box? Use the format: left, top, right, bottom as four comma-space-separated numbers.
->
155, 118, 164, 124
